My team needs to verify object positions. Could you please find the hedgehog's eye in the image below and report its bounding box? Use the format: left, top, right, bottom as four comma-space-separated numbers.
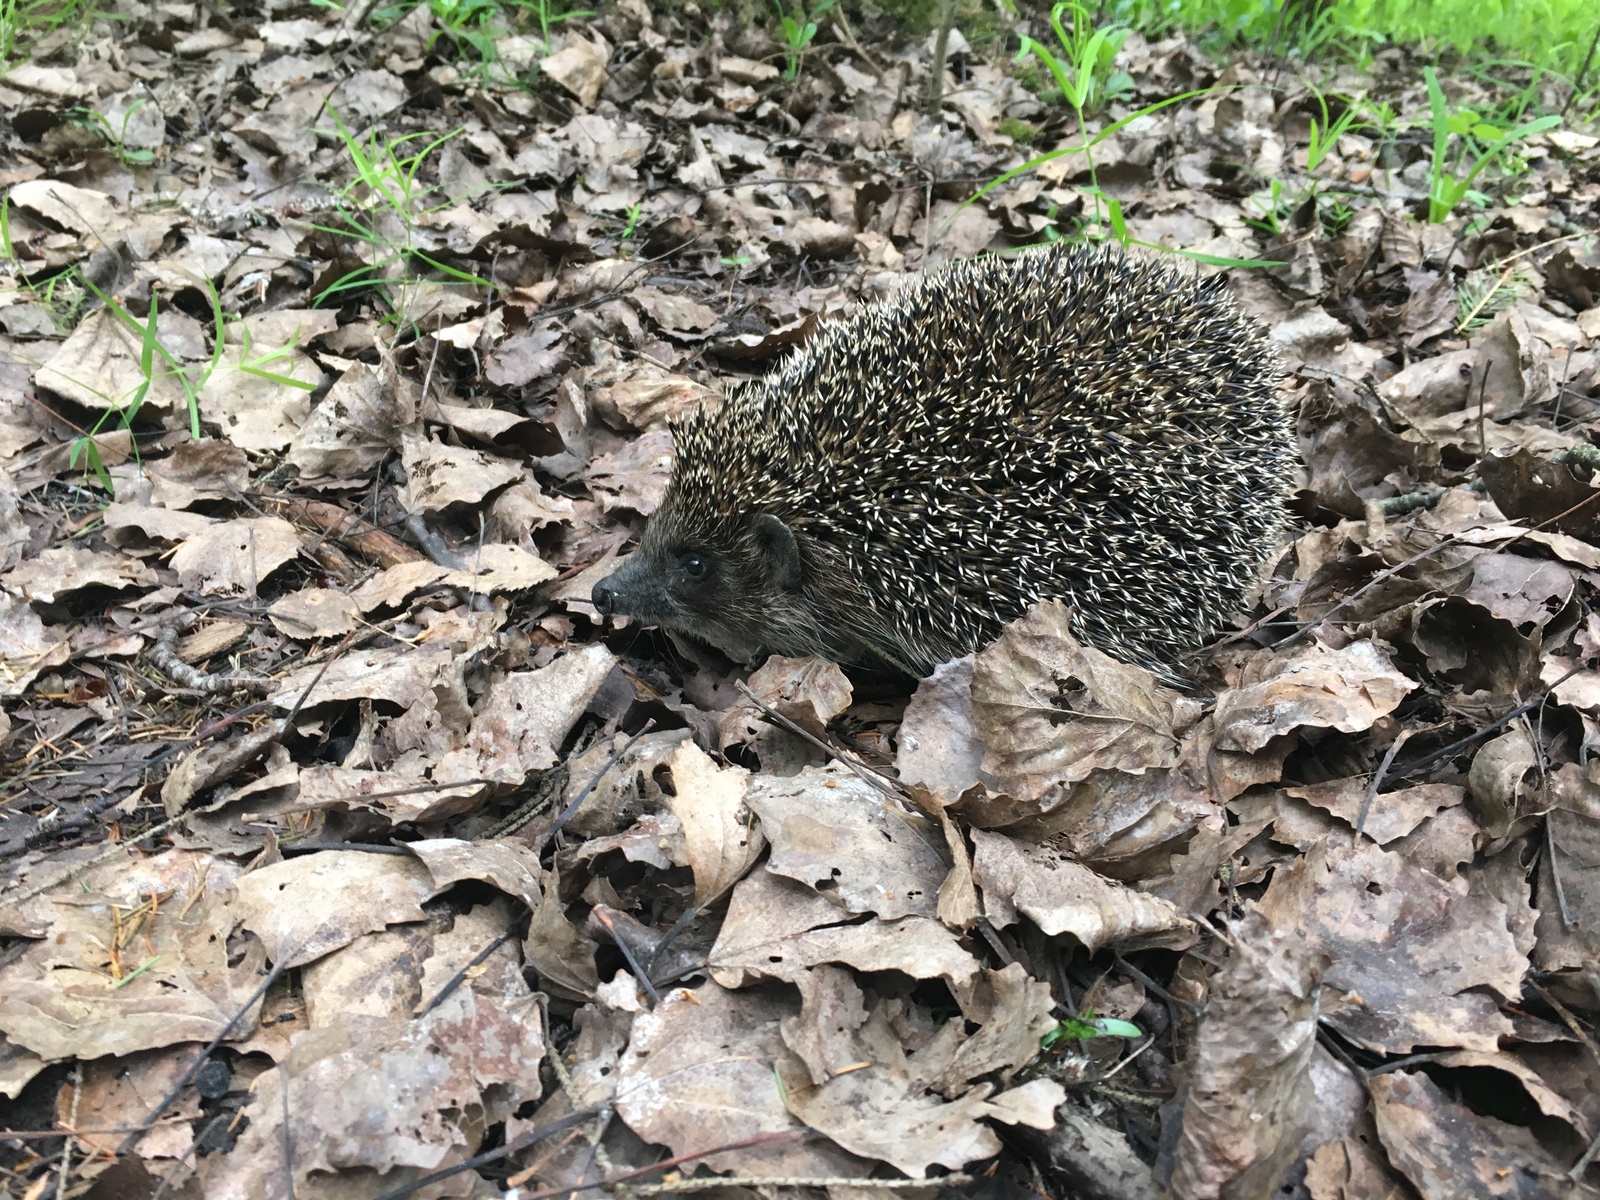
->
680, 553, 711, 581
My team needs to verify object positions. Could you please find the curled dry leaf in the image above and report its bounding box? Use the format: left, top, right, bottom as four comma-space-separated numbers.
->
540, 33, 611, 109
898, 655, 984, 807
0, 596, 71, 696
267, 586, 361, 638
434, 642, 619, 785
1212, 640, 1417, 754
971, 830, 1194, 953
662, 740, 765, 907
268, 642, 459, 711
1369, 1071, 1586, 1200
1532, 763, 1600, 997
398, 434, 524, 513
2, 546, 156, 604
1285, 779, 1465, 845
1169, 910, 1323, 1200
407, 837, 545, 911
779, 964, 1057, 1178
971, 601, 1195, 805
231, 851, 438, 969
737, 654, 853, 741
614, 980, 867, 1177
709, 868, 982, 996
748, 765, 945, 920
1255, 842, 1529, 1053
169, 517, 303, 597
197, 987, 544, 1197
288, 362, 404, 479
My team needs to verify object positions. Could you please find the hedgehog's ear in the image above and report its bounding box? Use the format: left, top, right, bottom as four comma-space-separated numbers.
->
752, 513, 803, 592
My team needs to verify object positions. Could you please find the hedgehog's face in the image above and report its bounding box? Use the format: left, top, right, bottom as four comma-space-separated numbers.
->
590, 504, 807, 664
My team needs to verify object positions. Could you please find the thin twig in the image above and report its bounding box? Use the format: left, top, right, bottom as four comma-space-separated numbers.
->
733, 680, 902, 799
1389, 662, 1588, 779
546, 720, 658, 842
117, 957, 291, 1158
1355, 729, 1413, 842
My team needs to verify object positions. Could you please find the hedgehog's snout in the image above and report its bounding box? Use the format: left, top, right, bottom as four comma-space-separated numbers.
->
591, 575, 619, 616
592, 556, 660, 621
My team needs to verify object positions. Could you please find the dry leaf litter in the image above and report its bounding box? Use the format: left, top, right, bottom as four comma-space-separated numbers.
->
0, 2, 1598, 1199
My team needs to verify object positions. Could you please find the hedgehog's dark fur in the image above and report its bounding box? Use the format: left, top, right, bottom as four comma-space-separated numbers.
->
592, 242, 1295, 679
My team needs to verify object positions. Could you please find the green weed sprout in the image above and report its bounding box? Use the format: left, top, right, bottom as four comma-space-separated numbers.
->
58, 274, 317, 496
375, 0, 593, 76
1041, 1011, 1144, 1051
1014, 2, 1135, 243
1305, 87, 1364, 173
1423, 66, 1560, 223
312, 109, 493, 323
0, 0, 94, 72
774, 0, 835, 81
70, 100, 158, 166
956, 7, 1265, 268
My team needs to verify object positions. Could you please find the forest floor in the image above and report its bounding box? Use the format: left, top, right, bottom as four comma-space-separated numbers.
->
0, 2, 1599, 1198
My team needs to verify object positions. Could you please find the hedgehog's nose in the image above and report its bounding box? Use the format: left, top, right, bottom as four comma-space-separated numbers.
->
591, 578, 617, 616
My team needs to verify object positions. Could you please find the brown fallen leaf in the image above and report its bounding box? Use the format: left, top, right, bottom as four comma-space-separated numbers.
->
1213, 640, 1417, 754
1370, 1070, 1588, 1200
1169, 909, 1325, 1200
1256, 842, 1528, 1053
971, 601, 1195, 805
749, 766, 945, 920
614, 980, 868, 1177
971, 830, 1195, 953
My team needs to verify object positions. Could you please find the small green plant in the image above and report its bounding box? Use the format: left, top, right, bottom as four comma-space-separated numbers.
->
369, 0, 592, 78
0, 0, 95, 71
1423, 66, 1561, 223
1304, 87, 1364, 173
312, 109, 495, 325
1244, 177, 1292, 235
66, 101, 157, 166
1040, 1011, 1144, 1051
60, 277, 317, 495
963, 6, 1268, 267
1455, 261, 1536, 332
1017, 1, 1132, 120
773, 0, 836, 81
997, 115, 1042, 143
1013, 2, 1137, 242
0, 192, 14, 262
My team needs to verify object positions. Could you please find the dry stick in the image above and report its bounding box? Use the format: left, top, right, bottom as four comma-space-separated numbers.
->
1353, 729, 1413, 842
415, 930, 516, 1017
1546, 805, 1577, 927
926, 0, 957, 112
1530, 981, 1600, 1067
1476, 358, 1493, 459
1571, 1129, 1600, 1183
515, 1131, 810, 1200
733, 681, 902, 799
1563, 19, 1600, 115
1554, 345, 1577, 430
590, 907, 661, 1006
56, 1063, 82, 1200
1388, 661, 1589, 780
1275, 480, 1600, 654
115, 956, 291, 1158
628, 1176, 975, 1195
278, 1062, 296, 1200
545, 719, 658, 842
369, 1109, 602, 1200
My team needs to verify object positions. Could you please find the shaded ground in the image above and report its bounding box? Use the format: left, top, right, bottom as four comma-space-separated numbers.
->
0, 3, 1599, 1198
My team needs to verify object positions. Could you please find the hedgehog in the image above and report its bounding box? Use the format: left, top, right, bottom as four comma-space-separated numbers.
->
591, 241, 1295, 681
